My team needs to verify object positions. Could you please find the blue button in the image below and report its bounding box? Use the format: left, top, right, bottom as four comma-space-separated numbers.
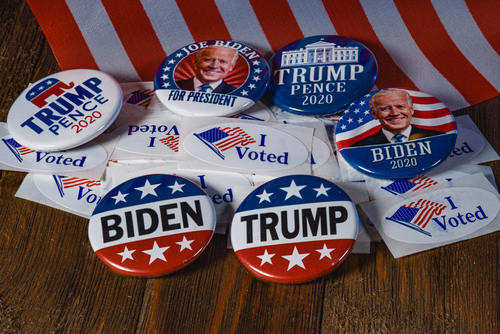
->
336, 88, 457, 180
268, 35, 377, 116
154, 40, 270, 117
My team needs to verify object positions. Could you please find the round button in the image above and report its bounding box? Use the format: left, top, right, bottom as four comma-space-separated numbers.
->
268, 35, 377, 116
89, 174, 216, 277
154, 40, 270, 117
336, 88, 457, 180
231, 175, 358, 283
7, 69, 122, 152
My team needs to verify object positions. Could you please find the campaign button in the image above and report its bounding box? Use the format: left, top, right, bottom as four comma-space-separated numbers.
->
88, 174, 216, 277
7, 69, 122, 152
231, 175, 358, 283
268, 35, 377, 116
154, 40, 270, 117
335, 88, 457, 180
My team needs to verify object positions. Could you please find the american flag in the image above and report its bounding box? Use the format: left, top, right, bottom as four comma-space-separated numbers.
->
335, 89, 457, 150
194, 126, 256, 160
381, 175, 439, 195
26, 0, 500, 111
2, 138, 35, 162
386, 198, 447, 236
53, 176, 101, 197
159, 135, 179, 152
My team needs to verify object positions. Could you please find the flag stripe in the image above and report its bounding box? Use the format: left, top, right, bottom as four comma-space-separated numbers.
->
287, 0, 337, 38
101, 0, 167, 81
175, 0, 231, 42
65, 0, 141, 82
26, 0, 98, 70
464, 0, 500, 57
394, 0, 499, 105
323, 0, 418, 90
249, 0, 304, 52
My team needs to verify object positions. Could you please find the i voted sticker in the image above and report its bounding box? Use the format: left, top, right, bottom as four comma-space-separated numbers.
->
183, 122, 309, 172
35, 174, 102, 216
88, 174, 216, 277
111, 118, 181, 158
381, 187, 499, 244
7, 69, 122, 152
438, 128, 485, 169
0, 136, 107, 173
154, 40, 270, 117
336, 88, 457, 180
268, 35, 377, 116
231, 175, 358, 283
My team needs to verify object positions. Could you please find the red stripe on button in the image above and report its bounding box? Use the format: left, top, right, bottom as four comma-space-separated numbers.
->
101, 0, 167, 81
176, 0, 231, 42
249, 0, 304, 52
26, 0, 98, 71
464, 0, 500, 57
322, 0, 418, 90
394, 0, 499, 105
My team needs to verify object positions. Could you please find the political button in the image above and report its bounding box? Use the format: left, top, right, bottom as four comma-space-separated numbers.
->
231, 175, 358, 283
7, 69, 122, 152
336, 88, 457, 180
268, 35, 377, 116
88, 174, 216, 277
154, 40, 270, 117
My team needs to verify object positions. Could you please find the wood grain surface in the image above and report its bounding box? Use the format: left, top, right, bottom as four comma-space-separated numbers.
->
1, 1, 499, 333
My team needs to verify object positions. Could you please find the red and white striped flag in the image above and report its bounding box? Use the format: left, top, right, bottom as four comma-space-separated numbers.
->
26, 0, 500, 111
404, 198, 447, 229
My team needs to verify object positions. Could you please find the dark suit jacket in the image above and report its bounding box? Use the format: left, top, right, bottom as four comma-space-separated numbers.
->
175, 77, 237, 94
351, 125, 444, 147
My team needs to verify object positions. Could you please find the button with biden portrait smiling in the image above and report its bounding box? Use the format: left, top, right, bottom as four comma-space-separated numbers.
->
335, 88, 457, 180
154, 40, 270, 117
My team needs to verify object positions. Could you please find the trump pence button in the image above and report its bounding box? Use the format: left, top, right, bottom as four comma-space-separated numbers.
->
268, 35, 377, 116
88, 174, 216, 277
154, 40, 270, 117
336, 88, 457, 180
231, 175, 358, 283
7, 69, 122, 152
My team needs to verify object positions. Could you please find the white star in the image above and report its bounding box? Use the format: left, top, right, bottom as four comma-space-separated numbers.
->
163, 66, 171, 71
254, 68, 262, 73
163, 82, 171, 88
168, 59, 175, 64
347, 118, 353, 123
168, 181, 185, 194
46, 80, 53, 85
354, 108, 360, 114
248, 83, 256, 89
341, 125, 347, 130
313, 184, 331, 197
142, 241, 169, 264
364, 93, 371, 97
344, 109, 350, 114
118, 246, 135, 262
252, 76, 261, 81
252, 60, 260, 66
316, 244, 335, 260
161, 74, 169, 80
281, 180, 306, 200
257, 249, 275, 266
282, 247, 309, 270
364, 110, 370, 115
38, 85, 45, 90
176, 236, 194, 251
135, 179, 161, 199
240, 90, 249, 96
357, 118, 364, 123
359, 101, 366, 106
111, 191, 128, 204
176, 52, 183, 57
256, 189, 273, 203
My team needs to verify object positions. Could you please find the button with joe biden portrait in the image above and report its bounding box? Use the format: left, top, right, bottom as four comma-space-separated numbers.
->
336, 88, 457, 180
154, 40, 270, 117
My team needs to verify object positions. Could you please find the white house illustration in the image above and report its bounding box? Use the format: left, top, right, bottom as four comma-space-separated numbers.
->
281, 41, 359, 67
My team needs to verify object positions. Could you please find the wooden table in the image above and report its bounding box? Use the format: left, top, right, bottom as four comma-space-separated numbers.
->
1, 1, 499, 333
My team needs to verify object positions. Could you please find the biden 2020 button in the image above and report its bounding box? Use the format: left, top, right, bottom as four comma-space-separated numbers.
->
230, 175, 358, 283
335, 88, 457, 180
88, 174, 216, 277
268, 35, 377, 116
154, 40, 270, 117
7, 69, 122, 152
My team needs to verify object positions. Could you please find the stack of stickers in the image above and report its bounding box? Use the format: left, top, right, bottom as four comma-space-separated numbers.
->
5, 36, 500, 282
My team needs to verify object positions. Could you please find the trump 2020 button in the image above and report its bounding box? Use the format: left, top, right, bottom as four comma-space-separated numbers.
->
336, 88, 457, 180
268, 35, 377, 116
7, 69, 122, 152
231, 175, 358, 283
88, 174, 216, 277
154, 40, 270, 117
